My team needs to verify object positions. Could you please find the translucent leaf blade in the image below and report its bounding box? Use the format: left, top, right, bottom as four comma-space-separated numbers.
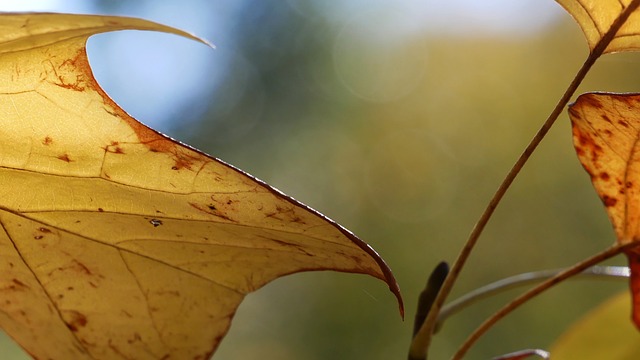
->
569, 92, 640, 329
555, 0, 640, 53
0, 13, 402, 359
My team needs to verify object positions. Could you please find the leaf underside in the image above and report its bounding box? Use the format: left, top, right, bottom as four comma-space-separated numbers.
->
0, 13, 402, 359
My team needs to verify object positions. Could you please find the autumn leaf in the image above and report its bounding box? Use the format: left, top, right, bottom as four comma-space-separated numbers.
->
569, 92, 640, 329
555, 0, 640, 53
550, 292, 640, 359
0, 13, 402, 359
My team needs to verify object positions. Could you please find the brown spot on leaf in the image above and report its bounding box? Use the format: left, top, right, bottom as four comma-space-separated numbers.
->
599, 172, 611, 181
73, 260, 92, 276
53, 79, 85, 91
50, 52, 91, 92
170, 151, 201, 171
601, 114, 612, 123
52, 260, 95, 278
619, 120, 630, 128
42, 136, 53, 145
265, 237, 314, 256
602, 195, 618, 207
189, 202, 235, 222
32, 227, 52, 240
104, 141, 125, 154
584, 95, 603, 109
57, 153, 72, 162
69, 48, 179, 157
574, 128, 604, 165
264, 204, 307, 224
9, 279, 29, 291
127, 332, 142, 344
65, 310, 87, 332
577, 132, 590, 146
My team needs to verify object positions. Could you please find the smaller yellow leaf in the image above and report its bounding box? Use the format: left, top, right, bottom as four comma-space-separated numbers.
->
550, 292, 640, 360
555, 0, 640, 53
569, 93, 640, 329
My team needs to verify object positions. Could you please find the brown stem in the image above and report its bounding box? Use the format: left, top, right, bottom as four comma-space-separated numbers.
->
408, 1, 640, 358
407, 43, 596, 360
451, 243, 635, 360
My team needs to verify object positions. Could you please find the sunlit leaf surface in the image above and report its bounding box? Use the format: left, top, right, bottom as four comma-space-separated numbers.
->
551, 292, 640, 359
555, 0, 640, 53
570, 93, 640, 329
0, 13, 402, 359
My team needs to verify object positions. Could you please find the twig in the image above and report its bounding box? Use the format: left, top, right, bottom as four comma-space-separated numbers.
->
407, 2, 640, 358
408, 42, 596, 360
435, 266, 629, 332
451, 243, 636, 360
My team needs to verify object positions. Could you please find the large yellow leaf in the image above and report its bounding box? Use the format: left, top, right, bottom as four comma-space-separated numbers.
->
555, 0, 640, 53
550, 292, 640, 359
0, 13, 402, 359
569, 93, 640, 329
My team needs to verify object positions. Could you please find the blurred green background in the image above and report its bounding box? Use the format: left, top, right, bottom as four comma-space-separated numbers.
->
1, 0, 639, 359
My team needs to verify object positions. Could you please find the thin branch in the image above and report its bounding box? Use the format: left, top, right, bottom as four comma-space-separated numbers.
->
408, 2, 640, 358
408, 45, 596, 360
451, 243, 637, 360
435, 266, 629, 332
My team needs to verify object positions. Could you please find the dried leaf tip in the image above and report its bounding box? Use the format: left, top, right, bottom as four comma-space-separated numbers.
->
0, 13, 215, 54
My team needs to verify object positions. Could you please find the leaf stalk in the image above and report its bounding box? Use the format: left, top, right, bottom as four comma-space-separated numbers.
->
435, 266, 629, 332
408, 40, 598, 360
451, 243, 637, 360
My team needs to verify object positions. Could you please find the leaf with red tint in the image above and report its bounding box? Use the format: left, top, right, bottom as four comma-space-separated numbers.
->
569, 93, 640, 329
